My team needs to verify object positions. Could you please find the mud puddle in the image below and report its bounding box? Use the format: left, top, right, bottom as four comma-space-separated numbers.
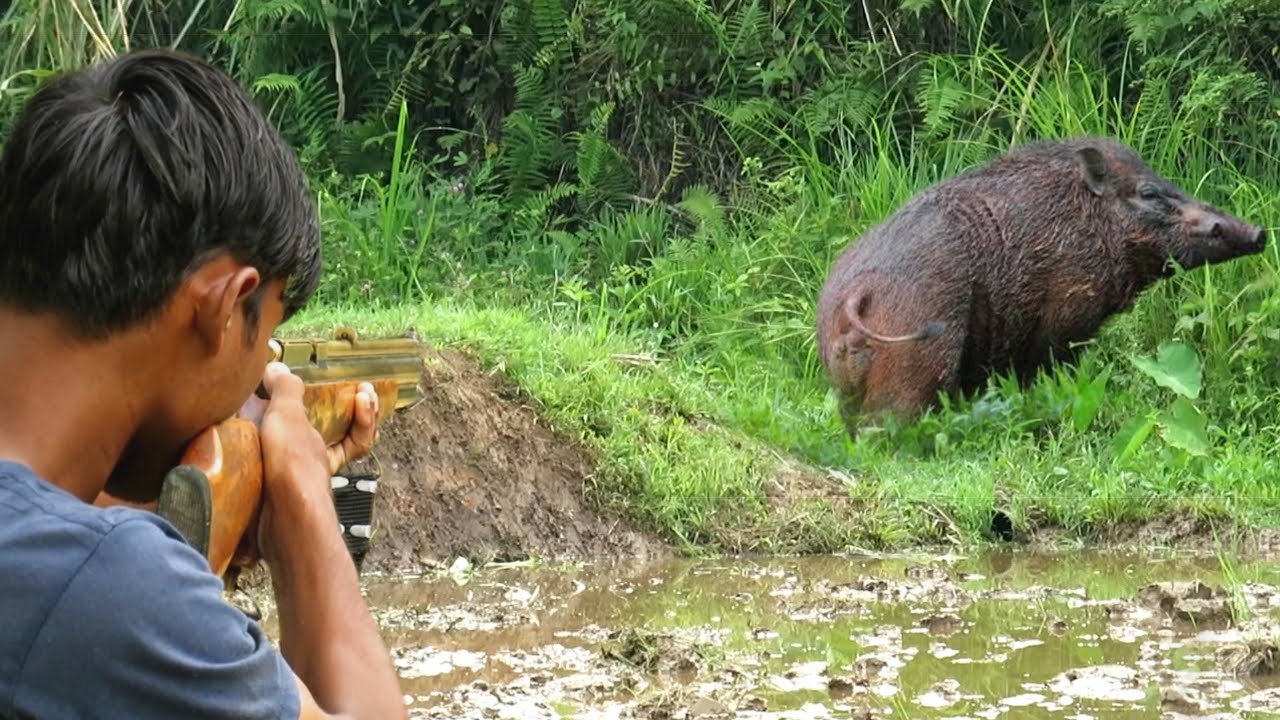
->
262, 550, 1280, 718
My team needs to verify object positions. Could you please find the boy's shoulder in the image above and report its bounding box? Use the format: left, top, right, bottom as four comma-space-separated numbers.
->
0, 459, 192, 628
0, 460, 298, 720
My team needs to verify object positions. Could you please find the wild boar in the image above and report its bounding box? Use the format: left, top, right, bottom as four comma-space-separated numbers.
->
816, 135, 1267, 433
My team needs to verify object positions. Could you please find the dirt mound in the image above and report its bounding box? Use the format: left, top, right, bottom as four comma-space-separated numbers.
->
353, 348, 669, 576
1023, 506, 1280, 558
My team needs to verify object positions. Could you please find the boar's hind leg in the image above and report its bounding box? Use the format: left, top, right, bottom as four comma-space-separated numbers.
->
859, 328, 964, 426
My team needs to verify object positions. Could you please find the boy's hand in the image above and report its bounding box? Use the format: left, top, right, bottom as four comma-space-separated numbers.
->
243, 363, 408, 719
326, 380, 379, 475
249, 362, 376, 565
236, 367, 380, 475
230, 364, 381, 567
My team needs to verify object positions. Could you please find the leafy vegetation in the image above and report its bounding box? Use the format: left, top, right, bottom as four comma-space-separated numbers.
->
4, 0, 1280, 553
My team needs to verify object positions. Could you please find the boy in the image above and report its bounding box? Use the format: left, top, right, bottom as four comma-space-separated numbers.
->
0, 49, 408, 719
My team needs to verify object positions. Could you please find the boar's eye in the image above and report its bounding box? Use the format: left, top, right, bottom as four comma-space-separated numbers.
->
1137, 183, 1162, 200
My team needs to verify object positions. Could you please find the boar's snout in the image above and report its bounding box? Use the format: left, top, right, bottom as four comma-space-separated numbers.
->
1248, 225, 1267, 251
1215, 215, 1268, 256
1176, 203, 1268, 269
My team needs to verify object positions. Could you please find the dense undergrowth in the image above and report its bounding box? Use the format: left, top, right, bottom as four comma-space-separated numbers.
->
4, 0, 1280, 553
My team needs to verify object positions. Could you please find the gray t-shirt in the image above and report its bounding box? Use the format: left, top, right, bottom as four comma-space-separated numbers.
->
0, 459, 300, 718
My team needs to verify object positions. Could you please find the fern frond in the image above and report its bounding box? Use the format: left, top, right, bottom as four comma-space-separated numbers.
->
675, 183, 726, 237
900, 0, 940, 14
245, 0, 322, 25
498, 1, 539, 68
916, 55, 968, 137
798, 78, 884, 136
532, 0, 569, 65
293, 66, 340, 141
383, 41, 430, 117
331, 115, 397, 175
588, 101, 615, 134
573, 101, 616, 190
724, 0, 765, 55
512, 64, 548, 111
498, 108, 560, 203
252, 72, 302, 95
670, 0, 728, 54
511, 181, 579, 239
571, 103, 632, 208
654, 121, 688, 200
574, 130, 607, 189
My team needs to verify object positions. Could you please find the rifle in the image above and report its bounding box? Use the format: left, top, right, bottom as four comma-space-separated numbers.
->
102, 327, 426, 581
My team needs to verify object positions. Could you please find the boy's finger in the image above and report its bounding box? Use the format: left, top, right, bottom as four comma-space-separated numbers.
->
260, 362, 304, 403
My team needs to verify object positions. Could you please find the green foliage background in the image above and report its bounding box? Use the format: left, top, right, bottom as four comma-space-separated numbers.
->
4, 0, 1280, 550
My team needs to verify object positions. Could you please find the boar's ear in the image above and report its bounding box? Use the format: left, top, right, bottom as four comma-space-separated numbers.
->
1076, 146, 1109, 197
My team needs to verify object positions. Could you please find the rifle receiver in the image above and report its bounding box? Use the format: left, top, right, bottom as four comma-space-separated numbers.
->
269, 326, 426, 412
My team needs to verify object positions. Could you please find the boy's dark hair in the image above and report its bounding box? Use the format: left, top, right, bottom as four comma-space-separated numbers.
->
0, 48, 321, 339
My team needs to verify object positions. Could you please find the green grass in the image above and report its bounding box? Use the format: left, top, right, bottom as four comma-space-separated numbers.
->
8, 0, 1280, 557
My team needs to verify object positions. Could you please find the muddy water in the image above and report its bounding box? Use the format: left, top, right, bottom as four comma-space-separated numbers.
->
265, 550, 1280, 718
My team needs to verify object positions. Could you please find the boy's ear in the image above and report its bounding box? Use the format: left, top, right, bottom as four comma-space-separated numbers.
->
189, 260, 261, 354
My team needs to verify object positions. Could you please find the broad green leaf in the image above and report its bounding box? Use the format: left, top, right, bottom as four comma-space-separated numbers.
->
1158, 397, 1211, 457
1071, 370, 1109, 432
1129, 342, 1202, 399
1111, 414, 1156, 461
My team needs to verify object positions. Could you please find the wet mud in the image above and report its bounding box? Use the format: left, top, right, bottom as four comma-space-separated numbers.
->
256, 550, 1280, 718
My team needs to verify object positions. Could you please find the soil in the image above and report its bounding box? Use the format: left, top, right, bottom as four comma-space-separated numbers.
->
1023, 507, 1280, 558
353, 347, 670, 576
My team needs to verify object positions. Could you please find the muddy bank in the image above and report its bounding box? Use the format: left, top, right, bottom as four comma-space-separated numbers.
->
348, 345, 877, 575
1020, 507, 1280, 559
354, 348, 669, 575
338, 343, 1280, 575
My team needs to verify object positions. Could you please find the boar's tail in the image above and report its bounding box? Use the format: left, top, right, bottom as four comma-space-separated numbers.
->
845, 291, 946, 344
